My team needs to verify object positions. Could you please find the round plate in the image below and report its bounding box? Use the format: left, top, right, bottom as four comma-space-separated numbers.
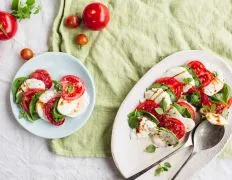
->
10, 52, 95, 139
111, 50, 232, 179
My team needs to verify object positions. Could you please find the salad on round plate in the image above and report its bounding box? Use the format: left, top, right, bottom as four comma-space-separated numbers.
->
128, 60, 232, 147
12, 69, 89, 126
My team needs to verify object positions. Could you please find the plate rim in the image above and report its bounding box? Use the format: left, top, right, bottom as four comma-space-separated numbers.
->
111, 50, 232, 178
10, 52, 96, 139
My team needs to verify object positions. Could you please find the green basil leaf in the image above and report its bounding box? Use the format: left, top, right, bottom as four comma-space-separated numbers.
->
12, 77, 28, 102
144, 144, 156, 153
164, 162, 172, 168
173, 103, 191, 118
52, 99, 65, 122
160, 98, 167, 111
154, 166, 163, 176
26, 0, 35, 6
210, 84, 232, 103
187, 92, 201, 107
12, 0, 20, 10
183, 77, 193, 85
19, 110, 34, 122
29, 92, 42, 121
163, 166, 169, 171
184, 66, 201, 87
53, 80, 62, 92
155, 107, 164, 115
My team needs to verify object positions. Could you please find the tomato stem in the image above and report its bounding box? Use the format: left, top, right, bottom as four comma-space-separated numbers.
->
0, 22, 9, 38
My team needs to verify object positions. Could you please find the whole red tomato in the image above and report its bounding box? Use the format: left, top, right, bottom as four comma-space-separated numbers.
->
65, 15, 80, 28
82, 2, 110, 31
0, 11, 18, 40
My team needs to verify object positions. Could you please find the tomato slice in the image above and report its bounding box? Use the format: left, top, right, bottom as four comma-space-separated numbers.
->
155, 77, 183, 98
136, 100, 163, 120
30, 69, 53, 89
198, 70, 214, 87
61, 75, 86, 100
187, 61, 206, 76
160, 117, 185, 139
21, 89, 44, 112
44, 97, 65, 126
178, 101, 196, 120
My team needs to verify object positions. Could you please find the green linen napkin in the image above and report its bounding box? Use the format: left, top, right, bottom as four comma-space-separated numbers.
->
50, 0, 232, 157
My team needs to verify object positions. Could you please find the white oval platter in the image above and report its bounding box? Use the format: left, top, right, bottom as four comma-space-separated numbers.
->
111, 50, 232, 180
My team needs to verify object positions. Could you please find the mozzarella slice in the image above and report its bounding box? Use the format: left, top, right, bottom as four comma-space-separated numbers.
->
144, 88, 172, 108
166, 105, 195, 132
18, 78, 45, 92
130, 117, 157, 139
206, 113, 228, 126
57, 93, 89, 117
203, 77, 224, 96
36, 90, 57, 121
165, 67, 195, 92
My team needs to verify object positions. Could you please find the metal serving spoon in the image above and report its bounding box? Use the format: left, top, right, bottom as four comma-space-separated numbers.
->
171, 120, 225, 179
127, 120, 225, 180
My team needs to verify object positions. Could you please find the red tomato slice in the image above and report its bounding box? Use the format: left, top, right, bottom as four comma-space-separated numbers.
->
155, 77, 183, 98
200, 90, 211, 106
136, 100, 163, 120
178, 101, 196, 120
30, 69, 53, 89
187, 60, 206, 76
198, 70, 214, 87
44, 97, 65, 126
225, 97, 232, 109
61, 75, 86, 100
21, 89, 44, 112
160, 117, 185, 139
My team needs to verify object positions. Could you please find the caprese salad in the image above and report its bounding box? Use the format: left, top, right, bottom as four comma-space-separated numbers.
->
128, 60, 232, 147
12, 69, 88, 126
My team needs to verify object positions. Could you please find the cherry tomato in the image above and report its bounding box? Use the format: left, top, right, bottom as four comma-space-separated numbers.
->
44, 97, 65, 126
160, 117, 185, 139
21, 89, 44, 112
75, 34, 88, 46
21, 48, 34, 61
30, 69, 53, 89
155, 77, 183, 98
65, 15, 80, 28
178, 101, 196, 120
82, 2, 110, 31
0, 11, 18, 40
61, 75, 86, 100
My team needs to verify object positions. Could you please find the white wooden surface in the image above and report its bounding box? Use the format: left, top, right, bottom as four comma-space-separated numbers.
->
0, 0, 232, 179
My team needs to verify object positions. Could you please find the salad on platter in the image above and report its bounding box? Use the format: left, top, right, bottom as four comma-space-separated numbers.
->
12, 69, 89, 126
128, 60, 232, 147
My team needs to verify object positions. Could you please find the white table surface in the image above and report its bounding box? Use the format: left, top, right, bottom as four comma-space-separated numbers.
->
1, 0, 232, 179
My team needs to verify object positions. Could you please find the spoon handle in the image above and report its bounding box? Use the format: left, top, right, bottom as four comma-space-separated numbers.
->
126, 144, 186, 180
171, 145, 194, 180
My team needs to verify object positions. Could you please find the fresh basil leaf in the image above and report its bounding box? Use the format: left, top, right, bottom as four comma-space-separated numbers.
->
164, 162, 171, 168
144, 144, 156, 153
12, 77, 28, 102
19, 111, 34, 122
210, 104, 216, 112
12, 0, 20, 10
53, 80, 62, 92
166, 89, 176, 102
160, 98, 167, 111
163, 166, 169, 171
173, 103, 191, 118
154, 166, 163, 176
26, 0, 35, 6
187, 92, 201, 107
128, 111, 140, 129
15, 91, 23, 104
183, 77, 193, 85
52, 99, 65, 122
155, 107, 164, 115
29, 92, 42, 120
184, 66, 201, 87
210, 84, 232, 103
